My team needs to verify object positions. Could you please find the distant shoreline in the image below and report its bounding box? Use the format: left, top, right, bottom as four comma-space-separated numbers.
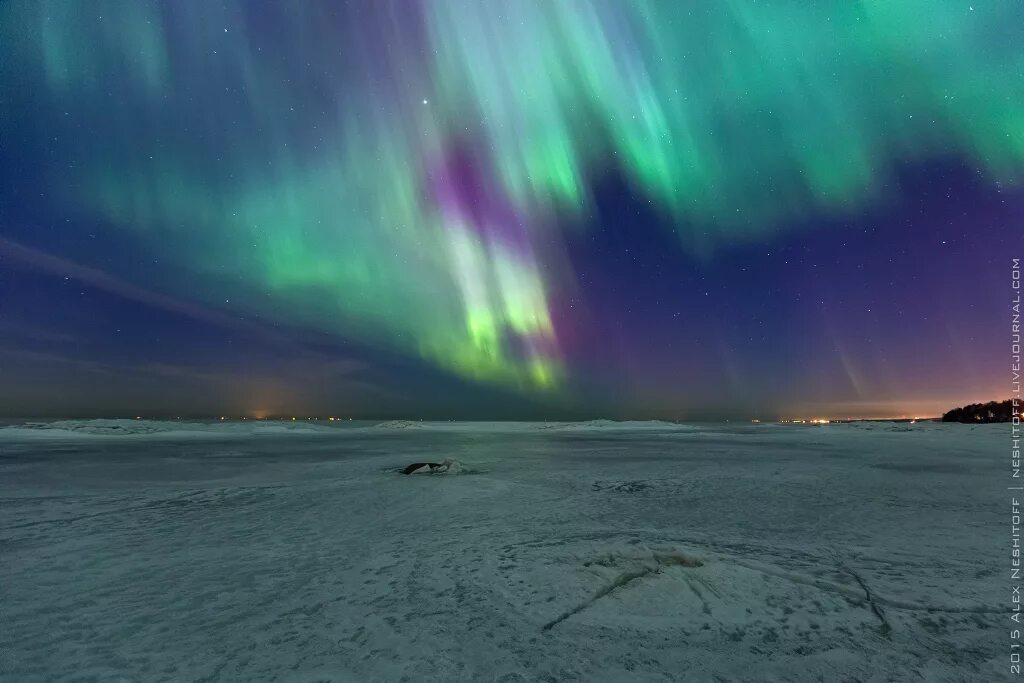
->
0, 416, 955, 425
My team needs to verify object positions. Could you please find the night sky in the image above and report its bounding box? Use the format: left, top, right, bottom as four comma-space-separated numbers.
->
1, 1, 1021, 420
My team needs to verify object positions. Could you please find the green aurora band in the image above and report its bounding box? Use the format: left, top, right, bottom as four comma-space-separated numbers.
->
3, 0, 1023, 391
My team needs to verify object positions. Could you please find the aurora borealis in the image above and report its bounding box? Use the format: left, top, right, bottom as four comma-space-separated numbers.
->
1, 1, 1022, 418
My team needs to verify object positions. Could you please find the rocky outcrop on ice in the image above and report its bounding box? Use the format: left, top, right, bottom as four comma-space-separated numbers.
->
399, 458, 464, 475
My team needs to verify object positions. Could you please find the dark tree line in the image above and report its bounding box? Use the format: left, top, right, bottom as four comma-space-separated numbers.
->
941, 399, 1018, 423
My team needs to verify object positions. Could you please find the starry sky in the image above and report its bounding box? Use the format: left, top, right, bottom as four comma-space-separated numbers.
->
1, 0, 1021, 420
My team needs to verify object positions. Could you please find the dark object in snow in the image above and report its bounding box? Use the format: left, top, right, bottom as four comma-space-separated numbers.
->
402, 462, 442, 475
941, 399, 1017, 423
401, 458, 458, 475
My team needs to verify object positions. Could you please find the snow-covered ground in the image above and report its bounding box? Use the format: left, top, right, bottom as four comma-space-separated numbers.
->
0, 420, 1005, 681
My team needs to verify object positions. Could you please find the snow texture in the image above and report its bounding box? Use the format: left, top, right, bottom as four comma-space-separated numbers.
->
0, 420, 1005, 681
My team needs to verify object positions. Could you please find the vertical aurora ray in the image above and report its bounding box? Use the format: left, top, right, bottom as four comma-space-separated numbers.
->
2, 0, 1022, 392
